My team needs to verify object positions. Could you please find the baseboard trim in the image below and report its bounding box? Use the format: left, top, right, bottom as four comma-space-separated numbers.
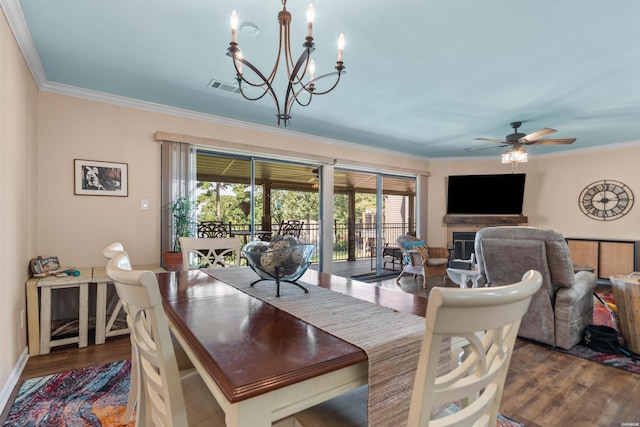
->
0, 347, 28, 415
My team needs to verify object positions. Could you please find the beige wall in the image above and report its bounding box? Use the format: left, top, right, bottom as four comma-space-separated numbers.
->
0, 8, 38, 396
427, 147, 640, 247
37, 93, 432, 268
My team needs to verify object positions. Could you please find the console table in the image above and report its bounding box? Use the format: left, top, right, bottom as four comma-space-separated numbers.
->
26, 264, 164, 356
26, 268, 92, 355
92, 264, 165, 345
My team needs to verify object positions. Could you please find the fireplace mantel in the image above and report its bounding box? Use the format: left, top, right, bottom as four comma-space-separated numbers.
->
444, 215, 528, 226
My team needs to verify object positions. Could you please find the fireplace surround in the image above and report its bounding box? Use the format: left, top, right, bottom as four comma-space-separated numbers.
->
452, 232, 476, 260
444, 214, 528, 261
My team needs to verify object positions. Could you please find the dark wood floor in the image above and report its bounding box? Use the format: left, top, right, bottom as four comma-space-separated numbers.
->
4, 276, 639, 426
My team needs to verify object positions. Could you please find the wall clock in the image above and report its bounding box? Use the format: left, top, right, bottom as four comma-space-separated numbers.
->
578, 180, 634, 221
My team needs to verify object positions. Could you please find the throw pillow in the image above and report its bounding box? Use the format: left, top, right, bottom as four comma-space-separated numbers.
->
403, 239, 425, 250
403, 239, 429, 257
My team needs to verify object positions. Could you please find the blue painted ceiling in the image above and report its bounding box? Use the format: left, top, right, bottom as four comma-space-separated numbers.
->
8, 0, 640, 158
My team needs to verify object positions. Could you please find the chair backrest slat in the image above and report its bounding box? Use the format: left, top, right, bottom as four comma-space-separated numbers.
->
197, 220, 232, 238
407, 270, 542, 427
106, 252, 189, 427
179, 237, 242, 270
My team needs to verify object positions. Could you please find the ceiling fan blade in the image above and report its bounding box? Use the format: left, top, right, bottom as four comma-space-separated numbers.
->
519, 128, 557, 143
527, 138, 576, 146
473, 138, 507, 143
464, 144, 509, 152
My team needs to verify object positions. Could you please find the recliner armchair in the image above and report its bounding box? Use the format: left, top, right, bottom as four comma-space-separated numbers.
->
474, 226, 597, 350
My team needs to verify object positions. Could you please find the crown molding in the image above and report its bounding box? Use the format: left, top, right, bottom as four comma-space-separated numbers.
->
40, 81, 431, 163
4, 0, 640, 165
1, 0, 47, 87
2, 0, 429, 162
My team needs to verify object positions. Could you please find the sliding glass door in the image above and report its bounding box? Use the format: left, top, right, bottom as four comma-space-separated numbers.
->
195, 150, 320, 251
331, 169, 416, 280
169, 148, 417, 278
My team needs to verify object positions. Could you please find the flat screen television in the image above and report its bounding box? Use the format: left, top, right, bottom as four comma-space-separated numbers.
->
446, 173, 526, 215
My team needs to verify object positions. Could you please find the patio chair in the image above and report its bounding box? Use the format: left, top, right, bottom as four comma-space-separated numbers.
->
261, 219, 305, 242
197, 220, 231, 238
293, 270, 543, 427
105, 251, 226, 426
179, 236, 241, 270
278, 219, 304, 237
396, 235, 449, 288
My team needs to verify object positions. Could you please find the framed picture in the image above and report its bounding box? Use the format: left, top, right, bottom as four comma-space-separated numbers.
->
74, 159, 128, 196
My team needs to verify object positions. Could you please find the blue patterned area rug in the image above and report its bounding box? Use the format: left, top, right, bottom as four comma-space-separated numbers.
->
3, 358, 524, 426
497, 413, 524, 427
3, 360, 132, 427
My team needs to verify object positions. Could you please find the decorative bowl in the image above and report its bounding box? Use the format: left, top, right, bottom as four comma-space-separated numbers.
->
242, 236, 316, 296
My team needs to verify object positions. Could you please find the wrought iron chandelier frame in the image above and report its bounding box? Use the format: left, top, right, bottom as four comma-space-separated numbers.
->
227, 0, 345, 126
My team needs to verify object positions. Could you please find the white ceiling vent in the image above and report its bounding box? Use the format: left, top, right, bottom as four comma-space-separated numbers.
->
207, 79, 240, 94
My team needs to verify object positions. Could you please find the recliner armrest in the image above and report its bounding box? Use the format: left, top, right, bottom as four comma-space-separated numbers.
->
555, 271, 597, 305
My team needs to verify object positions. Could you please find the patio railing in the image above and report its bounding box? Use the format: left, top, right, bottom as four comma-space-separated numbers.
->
222, 222, 414, 261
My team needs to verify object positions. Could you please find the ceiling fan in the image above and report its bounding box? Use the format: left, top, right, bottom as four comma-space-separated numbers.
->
466, 121, 576, 152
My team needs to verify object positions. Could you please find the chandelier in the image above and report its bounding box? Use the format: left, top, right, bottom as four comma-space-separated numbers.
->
227, 0, 345, 127
501, 146, 528, 164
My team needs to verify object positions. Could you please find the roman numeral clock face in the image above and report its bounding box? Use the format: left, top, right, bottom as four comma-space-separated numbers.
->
578, 180, 634, 221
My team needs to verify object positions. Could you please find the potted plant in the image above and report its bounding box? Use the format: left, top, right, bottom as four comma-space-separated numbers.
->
161, 195, 196, 271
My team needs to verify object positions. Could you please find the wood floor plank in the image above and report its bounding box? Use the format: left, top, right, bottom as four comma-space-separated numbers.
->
517, 357, 590, 426
20, 335, 131, 380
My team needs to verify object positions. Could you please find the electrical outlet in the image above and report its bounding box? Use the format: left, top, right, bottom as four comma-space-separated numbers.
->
20, 309, 25, 329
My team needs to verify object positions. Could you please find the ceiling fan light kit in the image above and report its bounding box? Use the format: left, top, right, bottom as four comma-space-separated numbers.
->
471, 121, 577, 164
227, 0, 346, 127
501, 146, 528, 164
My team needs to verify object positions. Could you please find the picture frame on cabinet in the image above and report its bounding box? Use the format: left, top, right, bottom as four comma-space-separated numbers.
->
74, 159, 128, 196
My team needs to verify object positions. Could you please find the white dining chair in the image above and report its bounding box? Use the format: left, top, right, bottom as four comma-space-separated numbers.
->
179, 236, 242, 270
106, 251, 227, 426
102, 242, 194, 425
294, 270, 543, 427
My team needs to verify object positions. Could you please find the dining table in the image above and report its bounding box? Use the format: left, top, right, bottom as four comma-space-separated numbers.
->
156, 267, 445, 427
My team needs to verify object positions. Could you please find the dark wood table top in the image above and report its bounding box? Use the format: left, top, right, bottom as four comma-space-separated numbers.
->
156, 268, 428, 403
305, 269, 428, 317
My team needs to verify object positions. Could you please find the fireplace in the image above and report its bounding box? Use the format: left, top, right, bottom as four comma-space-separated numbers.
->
452, 232, 475, 260
445, 215, 527, 261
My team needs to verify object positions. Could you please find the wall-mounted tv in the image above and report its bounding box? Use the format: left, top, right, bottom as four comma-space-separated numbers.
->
446, 173, 526, 215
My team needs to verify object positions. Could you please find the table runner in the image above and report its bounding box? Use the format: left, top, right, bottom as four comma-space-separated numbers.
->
205, 267, 450, 426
